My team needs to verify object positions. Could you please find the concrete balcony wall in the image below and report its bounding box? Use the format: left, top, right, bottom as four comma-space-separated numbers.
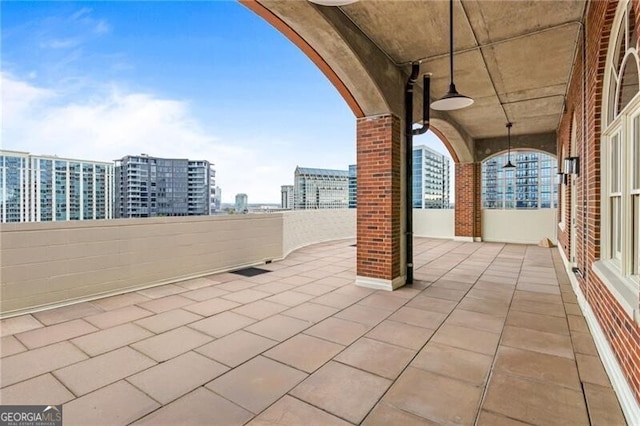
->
0, 215, 282, 315
482, 209, 558, 245
412, 209, 455, 239
282, 209, 356, 256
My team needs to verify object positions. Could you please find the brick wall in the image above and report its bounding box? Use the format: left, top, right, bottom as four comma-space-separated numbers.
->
558, 0, 640, 405
455, 162, 481, 238
356, 114, 402, 281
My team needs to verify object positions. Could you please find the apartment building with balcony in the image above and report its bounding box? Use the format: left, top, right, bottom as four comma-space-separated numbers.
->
0, 150, 114, 223
114, 154, 215, 218
412, 145, 450, 209
482, 150, 558, 209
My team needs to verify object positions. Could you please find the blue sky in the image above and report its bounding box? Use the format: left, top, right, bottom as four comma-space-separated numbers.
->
2, 1, 450, 204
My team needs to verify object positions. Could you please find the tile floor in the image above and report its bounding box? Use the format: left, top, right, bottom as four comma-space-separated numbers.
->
0, 238, 628, 425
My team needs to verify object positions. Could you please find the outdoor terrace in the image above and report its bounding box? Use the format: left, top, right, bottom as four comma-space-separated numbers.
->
0, 237, 626, 425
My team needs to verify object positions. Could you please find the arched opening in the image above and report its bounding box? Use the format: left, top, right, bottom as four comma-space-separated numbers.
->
481, 149, 558, 210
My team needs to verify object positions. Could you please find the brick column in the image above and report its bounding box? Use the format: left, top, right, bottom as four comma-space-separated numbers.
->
455, 162, 482, 241
356, 114, 405, 290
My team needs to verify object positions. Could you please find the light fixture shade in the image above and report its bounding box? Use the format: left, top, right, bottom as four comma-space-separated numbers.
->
430, 84, 474, 111
308, 0, 357, 5
503, 160, 516, 169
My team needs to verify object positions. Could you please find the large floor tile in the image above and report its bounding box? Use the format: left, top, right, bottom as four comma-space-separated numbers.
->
334, 304, 390, 327
181, 285, 230, 301
206, 356, 307, 414
134, 309, 202, 334
411, 343, 493, 386
476, 410, 530, 425
53, 346, 156, 396
363, 402, 439, 425
281, 302, 339, 323
32, 302, 102, 326
405, 296, 457, 314
231, 299, 289, 320
247, 395, 351, 426
0, 315, 43, 337
335, 337, 414, 380
431, 323, 500, 355
482, 373, 589, 425
446, 309, 505, 333
291, 361, 391, 424
70, 322, 153, 356
196, 330, 277, 367
583, 383, 626, 425
127, 351, 228, 404
264, 334, 344, 373
264, 291, 315, 307
137, 295, 193, 314
15, 319, 97, 349
501, 325, 574, 359
90, 293, 150, 311
244, 314, 311, 341
136, 284, 186, 299
357, 293, 408, 311
222, 289, 271, 304
132, 387, 252, 425
366, 319, 435, 350
493, 346, 581, 389
84, 305, 153, 329
575, 353, 612, 387
0, 373, 75, 405
0, 336, 27, 358
1, 342, 88, 387
505, 310, 569, 335
389, 307, 447, 329
64, 381, 160, 426
188, 311, 255, 338
131, 326, 212, 362
382, 367, 483, 425
304, 317, 370, 345
182, 297, 240, 317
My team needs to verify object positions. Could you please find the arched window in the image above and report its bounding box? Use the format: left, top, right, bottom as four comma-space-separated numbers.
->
598, 0, 640, 320
481, 150, 557, 210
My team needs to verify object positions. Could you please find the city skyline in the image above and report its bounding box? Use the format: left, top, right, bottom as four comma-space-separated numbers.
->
1, 1, 451, 204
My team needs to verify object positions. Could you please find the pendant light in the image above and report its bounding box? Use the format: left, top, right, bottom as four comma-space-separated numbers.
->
503, 122, 516, 169
431, 0, 474, 111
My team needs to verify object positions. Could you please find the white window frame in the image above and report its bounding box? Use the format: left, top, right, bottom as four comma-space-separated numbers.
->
595, 0, 640, 323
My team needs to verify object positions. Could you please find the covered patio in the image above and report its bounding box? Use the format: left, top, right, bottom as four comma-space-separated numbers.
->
0, 238, 625, 425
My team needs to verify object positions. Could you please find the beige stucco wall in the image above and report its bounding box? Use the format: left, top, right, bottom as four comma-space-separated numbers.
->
0, 214, 282, 315
413, 209, 455, 239
482, 209, 558, 245
282, 209, 356, 257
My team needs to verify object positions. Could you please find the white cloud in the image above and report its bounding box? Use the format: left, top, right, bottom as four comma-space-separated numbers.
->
1, 73, 294, 203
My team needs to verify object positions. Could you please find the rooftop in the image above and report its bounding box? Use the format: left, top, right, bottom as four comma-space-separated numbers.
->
0, 238, 625, 425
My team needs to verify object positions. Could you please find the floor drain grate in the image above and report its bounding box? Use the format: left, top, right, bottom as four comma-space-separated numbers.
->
230, 267, 271, 277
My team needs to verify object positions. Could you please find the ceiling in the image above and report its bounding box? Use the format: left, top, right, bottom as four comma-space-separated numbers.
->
252, 0, 587, 140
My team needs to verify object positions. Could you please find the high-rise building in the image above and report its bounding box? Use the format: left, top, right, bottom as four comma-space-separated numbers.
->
348, 164, 357, 208
412, 145, 451, 209
294, 167, 349, 210
235, 193, 248, 213
212, 186, 222, 212
114, 154, 214, 218
482, 150, 557, 209
0, 150, 114, 223
281, 185, 294, 209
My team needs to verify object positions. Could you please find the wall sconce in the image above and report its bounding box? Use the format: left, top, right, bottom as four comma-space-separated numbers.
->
556, 171, 568, 185
564, 157, 579, 175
